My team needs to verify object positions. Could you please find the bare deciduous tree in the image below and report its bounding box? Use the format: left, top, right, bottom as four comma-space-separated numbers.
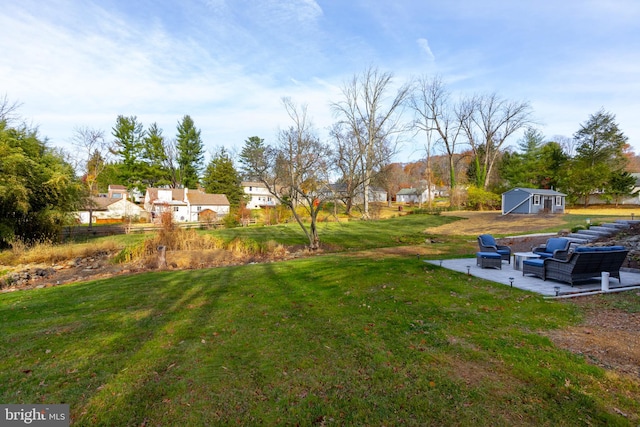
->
331, 66, 410, 218
329, 122, 360, 214
0, 94, 21, 124
552, 135, 577, 158
457, 93, 533, 189
162, 138, 181, 188
407, 76, 464, 206
72, 126, 108, 193
71, 126, 109, 228
241, 98, 331, 250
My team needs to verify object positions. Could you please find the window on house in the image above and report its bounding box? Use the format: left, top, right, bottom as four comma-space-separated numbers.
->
555, 196, 562, 206
173, 207, 179, 212
197, 206, 201, 212
533, 195, 541, 205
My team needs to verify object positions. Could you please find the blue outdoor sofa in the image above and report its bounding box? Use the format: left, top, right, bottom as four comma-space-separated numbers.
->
522, 245, 628, 286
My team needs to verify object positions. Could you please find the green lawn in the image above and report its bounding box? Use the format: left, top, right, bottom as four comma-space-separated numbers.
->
213, 212, 463, 250
1, 250, 638, 425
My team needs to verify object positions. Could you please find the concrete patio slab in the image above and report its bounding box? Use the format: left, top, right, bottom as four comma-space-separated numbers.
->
425, 258, 640, 297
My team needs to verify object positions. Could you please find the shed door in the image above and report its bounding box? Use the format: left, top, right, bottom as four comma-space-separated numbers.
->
544, 197, 552, 212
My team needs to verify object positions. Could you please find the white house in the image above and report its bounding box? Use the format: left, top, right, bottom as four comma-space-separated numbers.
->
107, 184, 127, 199
76, 196, 149, 224
319, 183, 388, 204
144, 188, 230, 222
367, 186, 388, 203
242, 181, 279, 209
396, 185, 437, 204
105, 184, 144, 203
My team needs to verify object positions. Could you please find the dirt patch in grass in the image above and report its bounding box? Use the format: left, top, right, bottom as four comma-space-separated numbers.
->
428, 211, 567, 236
543, 294, 640, 379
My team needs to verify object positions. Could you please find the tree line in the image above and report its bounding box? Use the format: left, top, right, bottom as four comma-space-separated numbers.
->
1, 66, 635, 249
238, 68, 634, 248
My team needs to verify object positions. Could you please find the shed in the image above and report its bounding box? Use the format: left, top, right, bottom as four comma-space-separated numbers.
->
502, 188, 566, 215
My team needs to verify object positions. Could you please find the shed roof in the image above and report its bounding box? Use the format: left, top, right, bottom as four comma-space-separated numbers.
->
503, 187, 566, 197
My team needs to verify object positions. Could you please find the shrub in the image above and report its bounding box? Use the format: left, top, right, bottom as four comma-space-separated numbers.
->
465, 186, 501, 210
224, 212, 240, 228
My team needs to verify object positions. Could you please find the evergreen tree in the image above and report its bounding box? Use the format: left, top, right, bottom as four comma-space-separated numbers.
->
606, 171, 637, 206
176, 115, 204, 188
239, 136, 267, 180
141, 122, 171, 187
500, 129, 540, 188
500, 128, 551, 188
95, 162, 122, 193
111, 115, 145, 188
202, 148, 244, 207
574, 109, 628, 169
538, 141, 568, 190
570, 109, 629, 205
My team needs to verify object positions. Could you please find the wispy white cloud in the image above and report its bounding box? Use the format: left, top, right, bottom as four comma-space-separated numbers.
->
416, 38, 435, 61
268, 0, 323, 24
1, 0, 639, 161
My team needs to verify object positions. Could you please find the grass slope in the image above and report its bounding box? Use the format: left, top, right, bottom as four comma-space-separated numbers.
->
1, 253, 638, 425
213, 213, 462, 250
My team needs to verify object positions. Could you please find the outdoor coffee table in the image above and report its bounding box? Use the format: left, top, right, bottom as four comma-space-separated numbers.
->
513, 252, 541, 271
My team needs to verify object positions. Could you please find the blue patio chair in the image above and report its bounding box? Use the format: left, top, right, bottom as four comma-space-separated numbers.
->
532, 237, 571, 260
477, 234, 511, 264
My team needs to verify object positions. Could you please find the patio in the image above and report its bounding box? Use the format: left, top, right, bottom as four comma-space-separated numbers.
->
425, 257, 640, 297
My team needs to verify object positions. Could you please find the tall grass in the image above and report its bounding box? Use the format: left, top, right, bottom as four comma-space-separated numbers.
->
113, 213, 289, 268
0, 239, 122, 266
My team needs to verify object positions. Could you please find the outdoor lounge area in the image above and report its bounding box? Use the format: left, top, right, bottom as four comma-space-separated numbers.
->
425, 257, 640, 296
438, 233, 640, 296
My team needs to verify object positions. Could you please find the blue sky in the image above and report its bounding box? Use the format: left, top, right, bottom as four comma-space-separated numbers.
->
2, 0, 639, 162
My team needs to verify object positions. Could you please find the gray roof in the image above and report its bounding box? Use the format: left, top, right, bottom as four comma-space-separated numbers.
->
503, 187, 566, 197
397, 188, 419, 195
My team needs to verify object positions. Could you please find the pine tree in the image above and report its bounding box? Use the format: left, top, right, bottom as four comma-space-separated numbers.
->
574, 109, 628, 169
202, 148, 244, 207
141, 122, 171, 187
111, 115, 145, 187
570, 109, 630, 205
239, 136, 267, 180
176, 115, 204, 188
